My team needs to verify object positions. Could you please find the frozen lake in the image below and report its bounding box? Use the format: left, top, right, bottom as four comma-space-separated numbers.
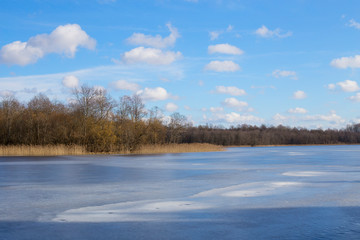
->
1, 145, 360, 239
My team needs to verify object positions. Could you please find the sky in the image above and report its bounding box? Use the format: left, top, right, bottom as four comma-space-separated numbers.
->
1, 0, 360, 129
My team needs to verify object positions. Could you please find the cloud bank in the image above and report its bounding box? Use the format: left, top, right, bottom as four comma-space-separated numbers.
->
0, 24, 96, 66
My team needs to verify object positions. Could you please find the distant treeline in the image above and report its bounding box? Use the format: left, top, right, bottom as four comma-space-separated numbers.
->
1, 85, 360, 152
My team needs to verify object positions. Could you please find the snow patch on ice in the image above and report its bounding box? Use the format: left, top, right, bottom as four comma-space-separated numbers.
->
52, 200, 212, 222
194, 181, 303, 198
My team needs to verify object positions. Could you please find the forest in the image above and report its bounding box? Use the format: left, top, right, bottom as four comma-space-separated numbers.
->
1, 85, 360, 153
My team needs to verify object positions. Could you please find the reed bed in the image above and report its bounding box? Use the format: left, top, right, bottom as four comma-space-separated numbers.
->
0, 145, 87, 156
132, 143, 224, 154
0, 143, 224, 156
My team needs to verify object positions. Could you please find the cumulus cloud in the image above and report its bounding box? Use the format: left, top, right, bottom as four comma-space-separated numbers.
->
204, 60, 240, 72
349, 93, 360, 102
122, 47, 182, 65
223, 112, 264, 124
303, 111, 345, 125
136, 87, 170, 101
272, 69, 297, 80
226, 25, 234, 32
165, 102, 178, 112
210, 107, 224, 113
327, 83, 336, 90
273, 113, 288, 122
330, 55, 360, 69
0, 90, 14, 98
215, 86, 246, 96
62, 75, 79, 88
209, 25, 234, 40
0, 24, 96, 66
111, 80, 140, 92
288, 107, 307, 114
126, 23, 179, 49
222, 97, 248, 111
337, 80, 360, 92
348, 19, 360, 29
208, 43, 243, 55
293, 90, 307, 99
209, 31, 221, 40
255, 25, 292, 38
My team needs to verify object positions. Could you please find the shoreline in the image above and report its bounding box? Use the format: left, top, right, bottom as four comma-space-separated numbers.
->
1, 143, 359, 157
227, 143, 360, 148
0, 143, 225, 157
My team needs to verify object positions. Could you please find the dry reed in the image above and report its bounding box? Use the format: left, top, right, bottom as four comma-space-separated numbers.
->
132, 143, 224, 154
0, 145, 87, 156
0, 143, 224, 156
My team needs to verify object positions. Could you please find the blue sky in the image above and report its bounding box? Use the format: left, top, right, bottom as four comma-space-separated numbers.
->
1, 0, 360, 128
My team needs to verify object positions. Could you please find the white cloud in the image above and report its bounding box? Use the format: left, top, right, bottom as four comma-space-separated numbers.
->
222, 97, 248, 111
111, 80, 140, 92
348, 19, 360, 29
209, 25, 234, 40
273, 113, 288, 121
327, 83, 336, 90
62, 75, 79, 88
136, 87, 170, 101
208, 43, 243, 55
272, 69, 297, 80
288, 107, 307, 114
209, 31, 221, 40
330, 55, 360, 69
0, 24, 96, 66
272, 111, 346, 128
126, 23, 179, 49
93, 85, 105, 92
226, 25, 233, 32
122, 47, 182, 65
0, 90, 14, 98
293, 90, 307, 99
337, 80, 360, 92
165, 102, 178, 112
215, 86, 246, 96
224, 112, 264, 124
349, 93, 360, 102
303, 111, 345, 125
204, 60, 240, 72
210, 107, 224, 113
184, 105, 191, 110
255, 25, 292, 38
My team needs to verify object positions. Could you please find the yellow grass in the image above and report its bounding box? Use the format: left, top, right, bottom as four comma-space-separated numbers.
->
132, 143, 225, 154
0, 143, 224, 156
0, 145, 87, 156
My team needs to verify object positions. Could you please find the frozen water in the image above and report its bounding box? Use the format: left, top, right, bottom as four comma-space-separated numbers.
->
1, 145, 360, 239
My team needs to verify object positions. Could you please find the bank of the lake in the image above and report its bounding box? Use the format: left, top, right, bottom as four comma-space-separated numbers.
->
0, 143, 224, 156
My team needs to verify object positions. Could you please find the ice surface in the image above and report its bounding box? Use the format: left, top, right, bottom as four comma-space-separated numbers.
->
2, 145, 360, 239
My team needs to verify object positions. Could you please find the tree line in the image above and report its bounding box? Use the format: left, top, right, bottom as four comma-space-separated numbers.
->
1, 85, 360, 152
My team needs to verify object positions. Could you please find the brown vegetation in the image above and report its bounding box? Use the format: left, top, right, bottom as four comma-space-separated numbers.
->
133, 143, 225, 154
0, 145, 86, 156
1, 84, 360, 156
0, 143, 224, 156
